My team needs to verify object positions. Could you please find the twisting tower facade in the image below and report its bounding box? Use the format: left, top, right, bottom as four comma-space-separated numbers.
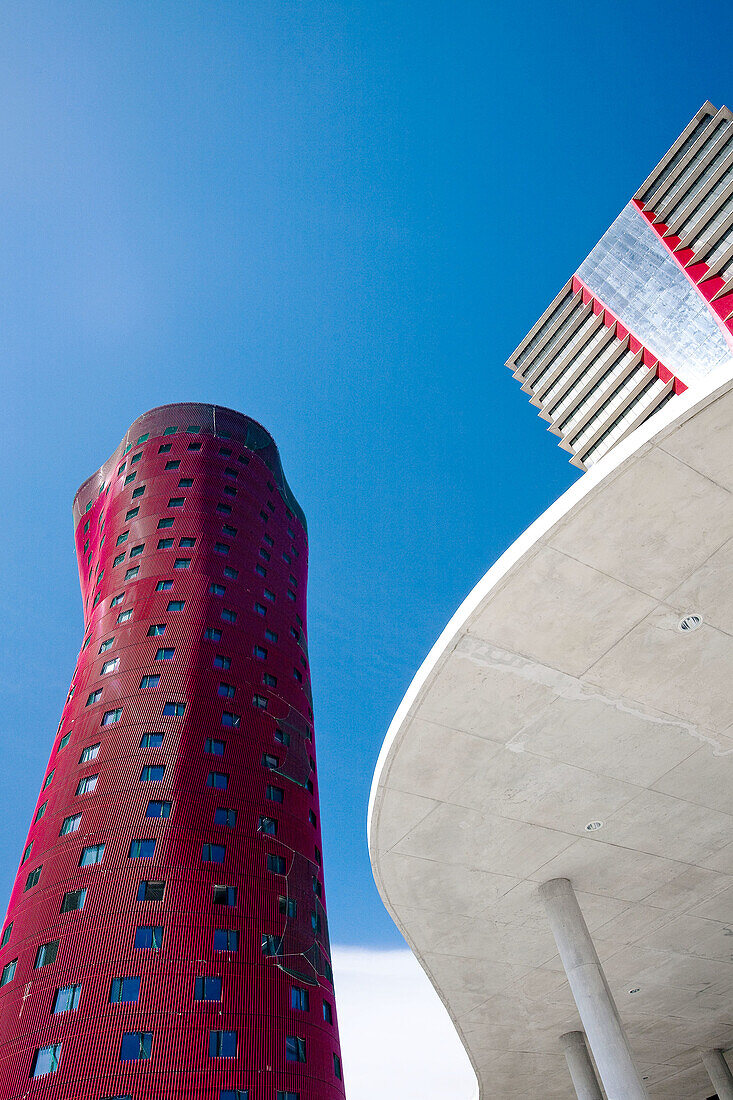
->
0, 404, 344, 1100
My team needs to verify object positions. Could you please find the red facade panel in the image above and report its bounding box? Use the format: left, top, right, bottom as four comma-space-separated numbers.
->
0, 404, 345, 1099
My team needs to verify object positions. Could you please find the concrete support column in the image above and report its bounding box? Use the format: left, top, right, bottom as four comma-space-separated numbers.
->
560, 1031, 603, 1100
539, 877, 647, 1100
701, 1048, 733, 1100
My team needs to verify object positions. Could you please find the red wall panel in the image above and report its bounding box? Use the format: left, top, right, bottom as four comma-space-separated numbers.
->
0, 404, 345, 1100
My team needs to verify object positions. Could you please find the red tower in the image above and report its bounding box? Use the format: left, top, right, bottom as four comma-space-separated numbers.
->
0, 404, 345, 1100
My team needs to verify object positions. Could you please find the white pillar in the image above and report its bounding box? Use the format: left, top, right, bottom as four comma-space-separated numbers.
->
539, 877, 647, 1100
702, 1048, 733, 1100
561, 1030, 603, 1100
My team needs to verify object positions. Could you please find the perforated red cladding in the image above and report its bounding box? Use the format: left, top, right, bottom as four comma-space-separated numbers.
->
0, 404, 345, 1099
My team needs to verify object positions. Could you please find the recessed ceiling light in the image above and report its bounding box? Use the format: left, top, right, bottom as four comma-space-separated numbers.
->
585, 820, 603, 832
678, 614, 702, 633
628, 987, 640, 994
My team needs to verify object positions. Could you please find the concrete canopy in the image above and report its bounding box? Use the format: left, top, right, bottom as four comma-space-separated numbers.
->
369, 369, 733, 1098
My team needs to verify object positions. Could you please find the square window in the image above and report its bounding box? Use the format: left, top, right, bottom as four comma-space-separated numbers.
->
158, 538, 174, 549
168, 600, 185, 611
252, 695, 268, 710
263, 673, 277, 687
222, 712, 240, 727
218, 683, 235, 698
130, 543, 144, 557
110, 976, 140, 1003
209, 1030, 236, 1058
221, 608, 236, 623
124, 472, 136, 486
140, 675, 160, 689
274, 728, 290, 746
214, 807, 236, 827
141, 765, 165, 782
60, 888, 86, 913
80, 743, 100, 763
101, 657, 119, 675
266, 784, 284, 802
253, 645, 267, 660
125, 507, 139, 521
131, 485, 145, 499
267, 854, 286, 875
214, 542, 229, 555
129, 839, 155, 858
194, 975, 222, 1001
168, 497, 184, 508
156, 647, 175, 660
210, 583, 225, 596
140, 732, 164, 747
279, 896, 296, 917
102, 708, 122, 725
205, 738, 225, 755
134, 925, 163, 949
261, 934, 283, 957
265, 629, 278, 643
31, 1043, 61, 1078
156, 579, 173, 591
205, 627, 222, 641
1, 959, 17, 986
286, 1036, 306, 1063
217, 502, 232, 515
224, 566, 238, 579
53, 984, 81, 1013
146, 800, 171, 818
117, 609, 132, 624
213, 929, 239, 952
80, 844, 104, 866
116, 531, 129, 546
164, 459, 180, 470
258, 816, 277, 835
119, 1031, 152, 1062
291, 986, 309, 1011
180, 536, 196, 547
76, 775, 98, 795
86, 689, 102, 706
158, 517, 174, 529
137, 880, 165, 901
34, 940, 59, 968
214, 655, 231, 669
207, 772, 228, 790
202, 843, 225, 864
212, 885, 236, 906
163, 702, 185, 716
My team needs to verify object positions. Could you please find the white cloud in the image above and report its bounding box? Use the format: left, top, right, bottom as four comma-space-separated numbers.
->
331, 946, 479, 1100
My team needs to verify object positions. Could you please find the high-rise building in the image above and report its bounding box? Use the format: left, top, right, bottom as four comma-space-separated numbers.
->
0, 404, 344, 1100
508, 100, 733, 469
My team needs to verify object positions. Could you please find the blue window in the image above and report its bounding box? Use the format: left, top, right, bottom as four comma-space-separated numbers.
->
80, 844, 104, 866
213, 929, 238, 952
222, 712, 241, 726
286, 1036, 306, 1062
141, 766, 165, 782
205, 627, 222, 641
53, 984, 81, 1013
194, 975, 222, 1001
291, 986, 309, 1011
34, 940, 59, 968
214, 808, 236, 827
140, 732, 164, 748
146, 800, 171, 818
120, 1031, 152, 1062
167, 600, 185, 611
60, 888, 86, 913
261, 934, 283, 958
140, 675, 160, 689
129, 839, 155, 858
156, 579, 173, 590
221, 1091, 248, 1100
258, 816, 277, 835
25, 866, 42, 890
31, 1043, 61, 1077
267, 854, 286, 875
134, 925, 163, 950
1, 959, 17, 986
202, 844, 225, 864
156, 648, 174, 660
209, 1030, 237, 1058
110, 976, 140, 1003
205, 738, 225, 755
207, 772, 228, 789
138, 880, 165, 901
102, 708, 122, 725
163, 702, 185, 716
213, 885, 237, 905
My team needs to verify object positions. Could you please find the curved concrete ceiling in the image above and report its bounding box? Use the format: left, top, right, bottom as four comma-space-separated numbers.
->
369, 368, 733, 1098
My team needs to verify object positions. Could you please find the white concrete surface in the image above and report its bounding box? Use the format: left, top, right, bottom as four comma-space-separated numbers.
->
369, 368, 733, 1098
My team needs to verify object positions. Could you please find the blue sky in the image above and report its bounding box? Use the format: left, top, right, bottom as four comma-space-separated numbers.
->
0, 0, 731, 960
